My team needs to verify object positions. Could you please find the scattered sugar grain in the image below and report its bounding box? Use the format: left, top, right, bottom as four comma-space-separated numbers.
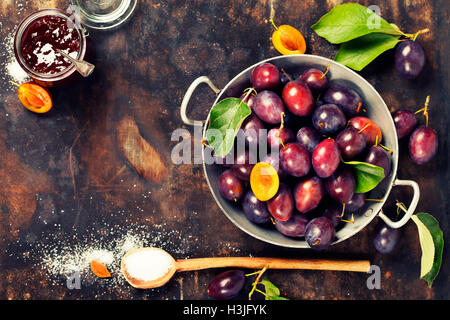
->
1, 32, 30, 87
6, 59, 28, 83
24, 220, 199, 294
85, 249, 114, 265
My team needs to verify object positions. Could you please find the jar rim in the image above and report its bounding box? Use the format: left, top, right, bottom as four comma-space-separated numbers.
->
14, 8, 87, 82
74, 0, 137, 30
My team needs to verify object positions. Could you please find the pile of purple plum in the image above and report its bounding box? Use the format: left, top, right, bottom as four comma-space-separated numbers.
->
215, 62, 393, 250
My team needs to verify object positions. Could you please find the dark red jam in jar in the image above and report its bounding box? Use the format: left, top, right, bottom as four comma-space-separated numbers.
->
21, 15, 80, 74
14, 9, 86, 86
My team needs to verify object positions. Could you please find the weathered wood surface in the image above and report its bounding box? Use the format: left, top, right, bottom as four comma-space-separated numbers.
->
0, 0, 448, 299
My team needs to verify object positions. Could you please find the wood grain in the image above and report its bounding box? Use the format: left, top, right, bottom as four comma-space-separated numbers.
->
116, 116, 168, 183
0, 0, 447, 300
176, 257, 371, 273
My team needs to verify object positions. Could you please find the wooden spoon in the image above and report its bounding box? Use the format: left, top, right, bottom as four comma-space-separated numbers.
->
121, 247, 371, 289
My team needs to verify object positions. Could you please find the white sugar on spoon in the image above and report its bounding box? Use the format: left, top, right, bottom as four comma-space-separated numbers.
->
121, 248, 176, 289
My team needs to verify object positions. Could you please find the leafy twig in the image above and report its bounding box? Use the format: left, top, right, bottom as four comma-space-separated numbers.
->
247, 264, 269, 300
246, 265, 288, 300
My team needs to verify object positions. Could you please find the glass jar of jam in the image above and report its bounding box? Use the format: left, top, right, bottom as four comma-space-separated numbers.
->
14, 9, 87, 87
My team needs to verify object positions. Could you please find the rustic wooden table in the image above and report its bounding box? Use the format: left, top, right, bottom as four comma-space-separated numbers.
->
0, 0, 448, 300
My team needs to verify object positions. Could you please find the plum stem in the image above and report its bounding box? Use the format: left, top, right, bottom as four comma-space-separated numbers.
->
366, 199, 384, 202
280, 68, 292, 81
270, 17, 278, 30
9, 81, 21, 87
278, 112, 286, 149
396, 200, 408, 217
402, 28, 429, 41
379, 144, 393, 154
243, 87, 256, 96
415, 95, 430, 127
341, 213, 355, 224
320, 64, 330, 79
254, 288, 267, 296
316, 93, 322, 102
358, 123, 371, 134
340, 203, 346, 217
241, 87, 257, 105
356, 102, 365, 113
201, 138, 213, 149
248, 264, 269, 300
412, 28, 430, 41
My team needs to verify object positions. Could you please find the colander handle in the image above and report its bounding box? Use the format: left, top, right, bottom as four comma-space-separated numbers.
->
378, 179, 420, 229
180, 76, 221, 126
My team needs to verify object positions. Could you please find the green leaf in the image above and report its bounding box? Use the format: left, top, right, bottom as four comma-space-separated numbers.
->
335, 33, 400, 71
268, 295, 289, 300
260, 279, 280, 297
205, 97, 251, 157
260, 279, 289, 300
311, 3, 401, 44
390, 23, 403, 34
343, 160, 385, 193
411, 213, 444, 287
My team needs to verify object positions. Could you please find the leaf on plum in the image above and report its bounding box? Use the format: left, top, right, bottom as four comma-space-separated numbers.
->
206, 98, 251, 157
311, 3, 401, 44
343, 160, 385, 193
335, 33, 400, 71
411, 213, 444, 287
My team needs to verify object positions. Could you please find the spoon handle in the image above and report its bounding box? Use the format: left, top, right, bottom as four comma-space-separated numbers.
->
56, 49, 95, 77
175, 257, 370, 273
